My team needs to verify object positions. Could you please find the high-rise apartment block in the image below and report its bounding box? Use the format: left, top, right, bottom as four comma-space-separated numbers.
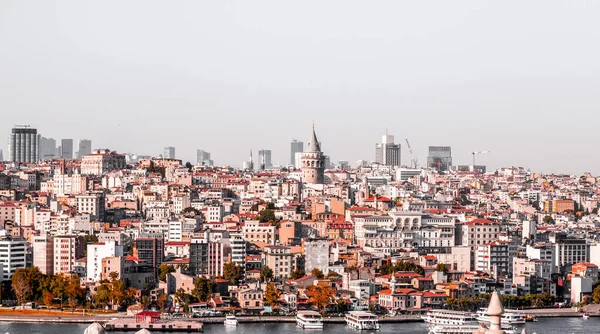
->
39, 137, 57, 160
164, 146, 176, 159
197, 150, 213, 166
8, 126, 39, 163
258, 150, 272, 170
375, 133, 401, 167
427, 146, 452, 171
77, 139, 92, 158
290, 140, 304, 166
133, 234, 164, 277
60, 138, 74, 159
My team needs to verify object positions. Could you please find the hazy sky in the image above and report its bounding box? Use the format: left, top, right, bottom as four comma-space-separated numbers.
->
1, 1, 600, 174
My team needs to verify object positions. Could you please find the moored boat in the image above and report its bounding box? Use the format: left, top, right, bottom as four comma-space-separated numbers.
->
224, 315, 238, 326
476, 308, 526, 326
345, 311, 380, 330
296, 310, 324, 330
421, 310, 479, 326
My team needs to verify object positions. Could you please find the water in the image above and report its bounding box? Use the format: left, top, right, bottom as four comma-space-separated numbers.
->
0, 318, 596, 334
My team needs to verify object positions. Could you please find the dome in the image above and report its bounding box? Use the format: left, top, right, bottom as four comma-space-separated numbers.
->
84, 323, 106, 334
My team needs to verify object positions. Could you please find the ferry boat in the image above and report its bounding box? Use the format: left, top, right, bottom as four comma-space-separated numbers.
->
583, 313, 590, 320
296, 310, 324, 329
224, 315, 238, 326
429, 325, 516, 334
345, 311, 380, 330
476, 308, 526, 325
421, 310, 479, 326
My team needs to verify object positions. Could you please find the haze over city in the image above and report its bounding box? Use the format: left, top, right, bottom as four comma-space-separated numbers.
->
2, 1, 600, 173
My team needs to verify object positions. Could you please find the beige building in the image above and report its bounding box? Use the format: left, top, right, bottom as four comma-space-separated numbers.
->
80, 149, 126, 175
460, 219, 500, 249
53, 235, 84, 275
262, 245, 294, 280
242, 220, 275, 246
33, 234, 54, 275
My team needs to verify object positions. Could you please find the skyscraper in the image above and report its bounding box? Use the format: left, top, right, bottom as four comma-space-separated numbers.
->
39, 137, 57, 160
427, 146, 452, 171
0, 149, 3, 162
258, 150, 272, 170
301, 124, 325, 184
60, 138, 73, 159
375, 133, 401, 167
197, 149, 213, 166
290, 140, 304, 165
164, 146, 176, 159
8, 125, 39, 163
77, 139, 92, 158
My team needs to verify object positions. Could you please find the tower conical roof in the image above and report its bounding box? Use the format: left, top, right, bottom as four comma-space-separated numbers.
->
307, 123, 321, 152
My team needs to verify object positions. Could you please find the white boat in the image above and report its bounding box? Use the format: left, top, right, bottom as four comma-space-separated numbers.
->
224, 315, 238, 326
421, 310, 479, 326
583, 313, 590, 320
296, 310, 324, 329
345, 311, 380, 330
429, 325, 516, 334
476, 308, 526, 325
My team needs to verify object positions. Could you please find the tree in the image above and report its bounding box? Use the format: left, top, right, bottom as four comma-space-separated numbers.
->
223, 262, 242, 285
181, 207, 200, 218
175, 288, 190, 309
192, 277, 214, 302
159, 264, 176, 282
11, 269, 31, 307
290, 269, 306, 280
458, 297, 471, 311
311, 268, 324, 280
264, 283, 280, 308
43, 291, 55, 308
592, 286, 600, 304
66, 276, 85, 309
306, 283, 335, 314
436, 263, 449, 274
156, 294, 167, 310
543, 215, 555, 224
185, 162, 193, 172
258, 209, 276, 223
260, 266, 274, 282
326, 271, 341, 280
445, 297, 458, 310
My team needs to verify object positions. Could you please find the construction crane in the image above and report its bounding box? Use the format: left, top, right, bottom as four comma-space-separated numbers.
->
405, 139, 418, 169
470, 151, 491, 165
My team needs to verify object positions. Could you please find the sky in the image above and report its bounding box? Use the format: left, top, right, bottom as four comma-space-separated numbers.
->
1, 1, 600, 174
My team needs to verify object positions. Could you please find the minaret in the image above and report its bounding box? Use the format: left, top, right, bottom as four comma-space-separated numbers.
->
473, 290, 505, 334
301, 123, 325, 184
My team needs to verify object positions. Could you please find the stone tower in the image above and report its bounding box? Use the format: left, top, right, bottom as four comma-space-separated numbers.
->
301, 123, 325, 184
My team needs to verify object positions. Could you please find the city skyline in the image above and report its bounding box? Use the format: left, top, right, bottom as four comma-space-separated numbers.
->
2, 1, 600, 174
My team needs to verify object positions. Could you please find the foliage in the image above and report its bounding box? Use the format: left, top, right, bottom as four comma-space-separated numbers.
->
260, 266, 274, 282
344, 266, 357, 273
306, 283, 335, 314
43, 291, 54, 307
445, 297, 457, 310
289, 269, 306, 280
175, 288, 191, 309
593, 285, 600, 304
192, 277, 214, 302
264, 283, 280, 307
158, 264, 176, 282
311, 268, 325, 280
258, 209, 276, 223
380, 261, 425, 276
326, 271, 341, 280
93, 272, 137, 310
223, 262, 243, 285
436, 263, 449, 274
266, 202, 276, 210
84, 234, 99, 244
543, 215, 555, 224
181, 207, 200, 218
11, 269, 31, 306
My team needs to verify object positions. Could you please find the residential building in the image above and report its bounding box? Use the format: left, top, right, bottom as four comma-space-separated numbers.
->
0, 233, 26, 281
475, 241, 517, 278
375, 133, 401, 167
133, 234, 164, 277
53, 235, 84, 274
262, 245, 294, 280
80, 149, 126, 175
33, 234, 54, 275
290, 140, 304, 166
164, 146, 176, 159
77, 139, 92, 158
60, 138, 74, 159
459, 219, 501, 249
8, 125, 38, 163
196, 150, 213, 166
427, 146, 452, 171
258, 150, 272, 170
87, 241, 124, 282
304, 238, 329, 274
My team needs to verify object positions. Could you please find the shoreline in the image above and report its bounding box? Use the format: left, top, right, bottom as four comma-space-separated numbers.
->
0, 309, 590, 326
